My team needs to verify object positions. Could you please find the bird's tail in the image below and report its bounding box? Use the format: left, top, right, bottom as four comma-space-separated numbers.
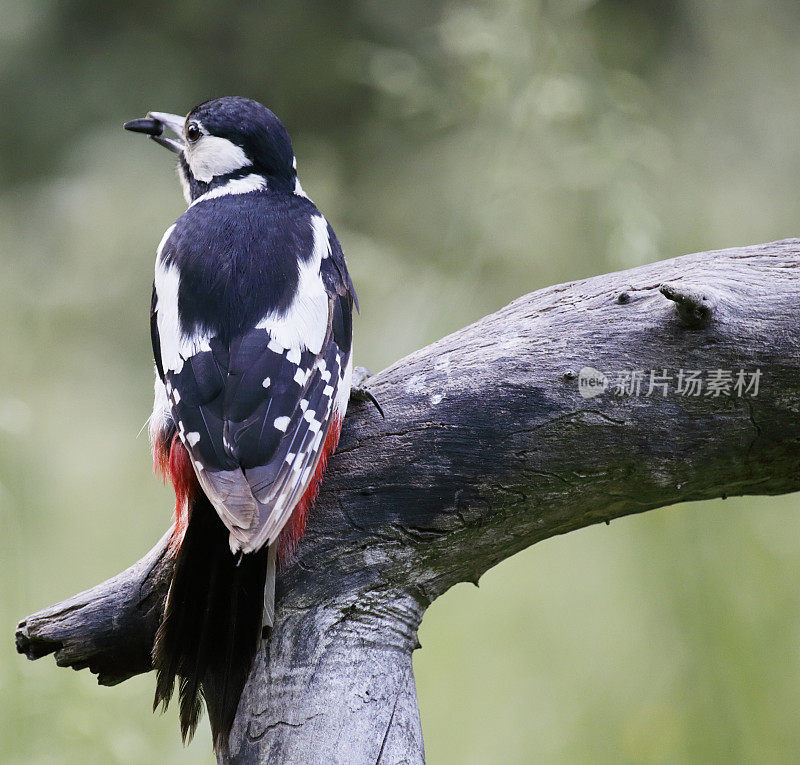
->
153, 491, 270, 754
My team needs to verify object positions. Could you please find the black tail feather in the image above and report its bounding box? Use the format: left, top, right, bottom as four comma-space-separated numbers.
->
153, 493, 270, 753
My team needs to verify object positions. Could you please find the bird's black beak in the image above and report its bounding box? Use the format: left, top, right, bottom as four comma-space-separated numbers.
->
124, 111, 185, 154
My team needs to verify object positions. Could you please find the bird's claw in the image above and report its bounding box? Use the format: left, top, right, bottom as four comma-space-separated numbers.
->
350, 366, 385, 418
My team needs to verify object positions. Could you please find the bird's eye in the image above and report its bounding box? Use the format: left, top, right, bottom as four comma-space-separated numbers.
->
186, 122, 201, 142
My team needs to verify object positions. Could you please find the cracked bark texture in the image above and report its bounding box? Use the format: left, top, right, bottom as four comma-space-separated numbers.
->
16, 239, 800, 764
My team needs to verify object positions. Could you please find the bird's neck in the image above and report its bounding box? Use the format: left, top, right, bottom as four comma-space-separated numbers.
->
179, 156, 298, 205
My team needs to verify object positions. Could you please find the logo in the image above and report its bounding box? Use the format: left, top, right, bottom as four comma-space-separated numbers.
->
573, 367, 761, 399
578, 367, 608, 398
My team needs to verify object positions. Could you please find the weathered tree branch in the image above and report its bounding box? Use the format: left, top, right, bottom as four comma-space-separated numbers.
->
16, 240, 800, 763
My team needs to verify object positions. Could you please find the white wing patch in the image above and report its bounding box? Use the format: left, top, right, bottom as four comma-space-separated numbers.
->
154, 230, 213, 374
255, 215, 330, 353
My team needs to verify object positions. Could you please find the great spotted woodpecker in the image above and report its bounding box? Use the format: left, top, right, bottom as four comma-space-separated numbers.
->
124, 97, 357, 752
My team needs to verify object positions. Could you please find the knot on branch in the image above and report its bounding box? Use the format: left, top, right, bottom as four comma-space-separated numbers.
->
659, 282, 716, 327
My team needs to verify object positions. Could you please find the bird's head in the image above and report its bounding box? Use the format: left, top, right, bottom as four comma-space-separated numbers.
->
125, 96, 298, 203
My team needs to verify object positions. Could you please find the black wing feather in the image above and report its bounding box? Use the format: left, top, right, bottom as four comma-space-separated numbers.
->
167, 329, 323, 474
246, 339, 342, 504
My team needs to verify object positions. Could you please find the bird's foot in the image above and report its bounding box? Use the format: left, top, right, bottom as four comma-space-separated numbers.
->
350, 366, 385, 418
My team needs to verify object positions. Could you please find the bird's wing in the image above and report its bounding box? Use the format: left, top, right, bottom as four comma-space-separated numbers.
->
241, 301, 352, 552
152, 214, 355, 554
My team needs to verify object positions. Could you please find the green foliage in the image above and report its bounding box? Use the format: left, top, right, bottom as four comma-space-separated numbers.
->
1, 0, 799, 761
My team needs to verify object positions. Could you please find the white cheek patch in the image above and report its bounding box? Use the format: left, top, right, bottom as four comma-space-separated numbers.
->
256, 214, 330, 353
187, 135, 250, 182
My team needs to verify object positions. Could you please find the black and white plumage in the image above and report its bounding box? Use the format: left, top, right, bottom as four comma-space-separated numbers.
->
155, 187, 354, 552
126, 97, 356, 752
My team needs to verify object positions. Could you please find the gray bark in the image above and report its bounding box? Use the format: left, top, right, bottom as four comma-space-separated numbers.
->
16, 240, 800, 764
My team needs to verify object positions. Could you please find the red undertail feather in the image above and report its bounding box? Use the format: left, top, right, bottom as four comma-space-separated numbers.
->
278, 414, 342, 563
154, 432, 197, 550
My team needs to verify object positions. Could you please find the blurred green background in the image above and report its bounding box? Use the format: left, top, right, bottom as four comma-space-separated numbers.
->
1, 0, 799, 762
